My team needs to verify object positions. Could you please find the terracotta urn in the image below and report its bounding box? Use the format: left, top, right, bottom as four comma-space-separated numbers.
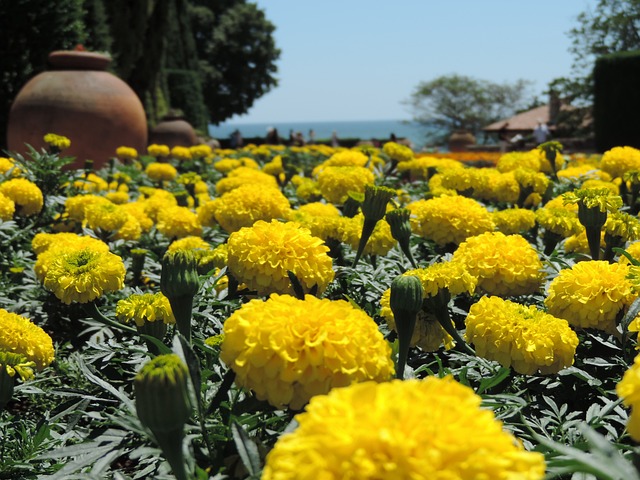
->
148, 114, 198, 149
448, 130, 476, 152
7, 50, 148, 170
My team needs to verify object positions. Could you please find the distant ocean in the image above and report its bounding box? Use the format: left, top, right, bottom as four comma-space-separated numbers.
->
208, 119, 438, 151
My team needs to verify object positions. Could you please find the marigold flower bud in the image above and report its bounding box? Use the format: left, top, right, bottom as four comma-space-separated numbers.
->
386, 208, 417, 268
390, 274, 423, 379
161, 250, 200, 300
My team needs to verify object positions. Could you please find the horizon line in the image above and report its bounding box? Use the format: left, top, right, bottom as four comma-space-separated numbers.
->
211, 117, 416, 126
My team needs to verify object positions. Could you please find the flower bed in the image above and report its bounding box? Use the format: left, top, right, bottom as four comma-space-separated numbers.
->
1, 138, 640, 478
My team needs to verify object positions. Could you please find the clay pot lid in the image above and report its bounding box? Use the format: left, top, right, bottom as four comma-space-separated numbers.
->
48, 50, 112, 71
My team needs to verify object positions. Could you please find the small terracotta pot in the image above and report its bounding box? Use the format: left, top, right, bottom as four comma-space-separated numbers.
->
148, 115, 198, 149
7, 50, 148, 170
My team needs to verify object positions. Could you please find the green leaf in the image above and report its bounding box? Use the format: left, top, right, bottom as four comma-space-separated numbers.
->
287, 271, 306, 300
476, 367, 510, 394
231, 421, 262, 477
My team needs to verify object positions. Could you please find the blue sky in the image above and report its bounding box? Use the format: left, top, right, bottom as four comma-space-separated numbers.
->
231, 0, 598, 124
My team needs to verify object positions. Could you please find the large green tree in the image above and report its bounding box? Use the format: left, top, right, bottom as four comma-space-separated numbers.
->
550, 0, 640, 134
189, 0, 280, 125
407, 74, 532, 142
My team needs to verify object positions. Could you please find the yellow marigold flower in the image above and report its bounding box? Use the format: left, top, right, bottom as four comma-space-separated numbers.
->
382, 141, 414, 163
263, 155, 285, 176
563, 187, 623, 213
0, 309, 55, 372
120, 202, 153, 232
112, 214, 142, 241
116, 146, 138, 160
115, 293, 175, 328
427, 173, 457, 196
317, 166, 375, 204
170, 146, 192, 160
0, 192, 15, 220
535, 207, 582, 238
227, 220, 334, 296
145, 162, 178, 182
0, 157, 22, 177
475, 170, 521, 204
195, 199, 219, 228
64, 194, 110, 223
0, 352, 37, 381
147, 144, 170, 157
43, 133, 71, 150
492, 208, 536, 235
295, 178, 321, 201
557, 163, 611, 182
0, 178, 43, 216
42, 247, 126, 304
261, 376, 546, 479
84, 202, 129, 233
292, 202, 341, 220
617, 353, 640, 441
220, 294, 394, 409
72, 173, 108, 192
215, 168, 279, 195
397, 156, 463, 181
340, 214, 397, 257
156, 205, 202, 239
497, 150, 542, 172
581, 179, 619, 194
189, 144, 212, 159
214, 184, 291, 233
105, 191, 129, 204
605, 212, 640, 242
168, 236, 211, 253
465, 296, 579, 375
214, 158, 242, 173
545, 261, 635, 333
545, 194, 579, 212
601, 146, 640, 179
32, 232, 109, 257
452, 232, 544, 296
408, 196, 494, 246
380, 288, 453, 351
312, 150, 371, 177
409, 261, 477, 297
513, 167, 550, 195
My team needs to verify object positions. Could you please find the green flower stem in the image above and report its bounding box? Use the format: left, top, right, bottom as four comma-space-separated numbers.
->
153, 429, 190, 480
425, 289, 475, 356
603, 233, 625, 263
0, 367, 15, 412
585, 226, 602, 261
542, 230, 563, 256
84, 302, 137, 334
206, 369, 236, 416
352, 219, 377, 267
394, 310, 417, 380
169, 295, 194, 344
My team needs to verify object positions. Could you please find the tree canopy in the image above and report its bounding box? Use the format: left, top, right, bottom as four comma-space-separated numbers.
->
407, 74, 532, 142
0, 0, 280, 147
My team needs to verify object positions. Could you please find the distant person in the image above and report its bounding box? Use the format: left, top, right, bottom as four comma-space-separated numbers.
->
230, 129, 243, 149
390, 132, 397, 143
294, 131, 306, 147
308, 129, 316, 145
288, 129, 295, 146
331, 130, 339, 147
533, 120, 550, 144
265, 127, 280, 145
498, 122, 510, 153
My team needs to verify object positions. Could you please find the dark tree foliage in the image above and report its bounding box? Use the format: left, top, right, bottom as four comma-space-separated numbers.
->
0, 0, 86, 150
189, 0, 280, 125
550, 0, 640, 136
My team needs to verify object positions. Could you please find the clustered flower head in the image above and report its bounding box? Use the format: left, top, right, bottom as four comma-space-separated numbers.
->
261, 376, 546, 479
43, 133, 71, 150
147, 144, 170, 157
0, 309, 55, 380
0, 192, 15, 220
545, 260, 635, 333
41, 246, 126, 304
382, 141, 414, 163
220, 294, 394, 410
605, 212, 640, 242
115, 146, 138, 160
600, 146, 640, 179
408, 195, 494, 246
492, 208, 536, 235
452, 232, 544, 296
115, 293, 175, 327
212, 184, 291, 233
465, 296, 579, 375
563, 187, 623, 214
535, 207, 582, 238
227, 219, 335, 296
316, 166, 375, 204
156, 205, 202, 239
617, 353, 640, 441
0, 178, 43, 216
145, 162, 178, 182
